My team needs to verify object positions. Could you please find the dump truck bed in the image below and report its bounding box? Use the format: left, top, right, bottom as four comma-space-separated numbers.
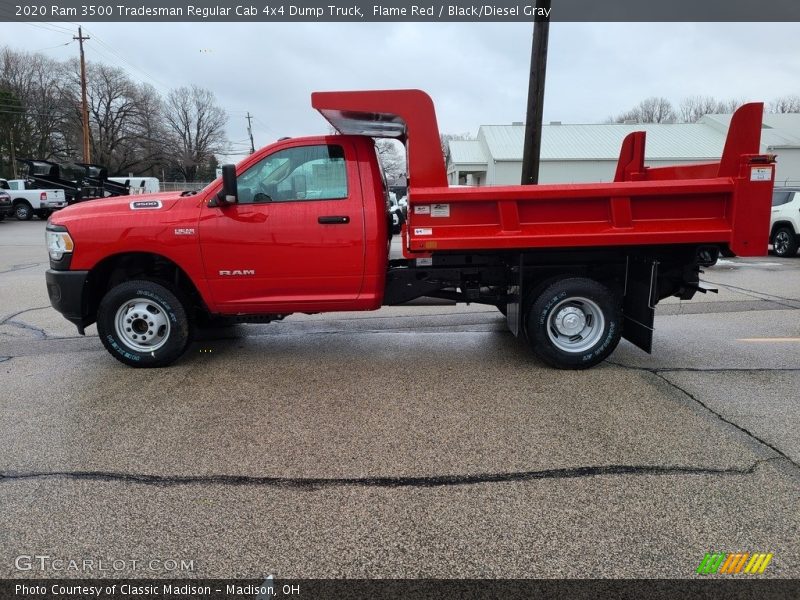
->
313, 90, 774, 259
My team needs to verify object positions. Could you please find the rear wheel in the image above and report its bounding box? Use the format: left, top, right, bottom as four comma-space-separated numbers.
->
13, 201, 33, 221
97, 280, 191, 367
525, 277, 622, 369
771, 226, 798, 257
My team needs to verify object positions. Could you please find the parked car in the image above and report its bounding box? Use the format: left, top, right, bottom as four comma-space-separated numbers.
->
0, 178, 67, 220
770, 187, 800, 257
0, 190, 11, 221
388, 192, 405, 233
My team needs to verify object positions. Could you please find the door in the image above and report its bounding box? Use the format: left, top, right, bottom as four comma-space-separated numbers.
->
199, 141, 366, 312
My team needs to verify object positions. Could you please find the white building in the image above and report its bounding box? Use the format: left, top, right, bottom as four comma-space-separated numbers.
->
447, 113, 800, 187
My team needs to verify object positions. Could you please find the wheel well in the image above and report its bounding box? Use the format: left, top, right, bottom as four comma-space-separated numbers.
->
12, 198, 31, 205
771, 221, 797, 238
522, 265, 625, 301
86, 253, 206, 323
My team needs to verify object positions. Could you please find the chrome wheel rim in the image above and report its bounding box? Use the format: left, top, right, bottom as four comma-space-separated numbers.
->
774, 231, 790, 255
114, 297, 171, 352
546, 296, 605, 353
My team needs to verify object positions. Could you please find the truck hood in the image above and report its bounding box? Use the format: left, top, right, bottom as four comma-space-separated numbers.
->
51, 191, 194, 224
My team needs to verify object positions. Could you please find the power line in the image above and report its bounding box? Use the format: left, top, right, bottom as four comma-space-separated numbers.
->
82, 26, 171, 93
14, 21, 74, 36
252, 115, 274, 133
0, 108, 72, 118
32, 40, 75, 52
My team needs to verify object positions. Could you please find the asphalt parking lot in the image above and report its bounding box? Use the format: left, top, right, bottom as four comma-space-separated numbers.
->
1, 219, 799, 579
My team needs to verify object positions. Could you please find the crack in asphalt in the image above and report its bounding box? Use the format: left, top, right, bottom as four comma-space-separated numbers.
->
607, 361, 800, 471
0, 461, 773, 489
0, 305, 50, 325
0, 262, 44, 275
0, 306, 52, 341
606, 363, 800, 374
701, 279, 800, 310
4, 320, 49, 339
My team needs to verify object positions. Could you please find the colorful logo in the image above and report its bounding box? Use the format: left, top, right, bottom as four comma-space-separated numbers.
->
697, 552, 773, 575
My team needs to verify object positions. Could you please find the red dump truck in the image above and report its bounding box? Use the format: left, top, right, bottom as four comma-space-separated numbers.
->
45, 90, 774, 369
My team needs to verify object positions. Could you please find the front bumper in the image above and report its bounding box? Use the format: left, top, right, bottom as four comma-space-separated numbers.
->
45, 269, 91, 334
0, 202, 11, 216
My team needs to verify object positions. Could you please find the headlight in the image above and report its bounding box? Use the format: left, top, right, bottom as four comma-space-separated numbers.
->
46, 227, 74, 261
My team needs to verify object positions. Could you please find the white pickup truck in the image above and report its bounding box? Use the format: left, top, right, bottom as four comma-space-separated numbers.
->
0, 178, 67, 221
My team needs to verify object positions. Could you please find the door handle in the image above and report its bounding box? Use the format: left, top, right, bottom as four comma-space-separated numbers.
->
318, 216, 350, 224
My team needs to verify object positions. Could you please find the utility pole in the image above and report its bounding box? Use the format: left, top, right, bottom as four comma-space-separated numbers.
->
520, 0, 551, 185
245, 112, 255, 154
74, 27, 91, 163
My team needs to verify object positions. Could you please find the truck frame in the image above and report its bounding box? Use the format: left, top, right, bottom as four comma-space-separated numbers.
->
45, 90, 774, 369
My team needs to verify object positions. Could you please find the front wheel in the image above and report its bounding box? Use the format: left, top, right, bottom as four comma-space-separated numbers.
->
525, 277, 622, 369
97, 280, 191, 367
771, 226, 798, 257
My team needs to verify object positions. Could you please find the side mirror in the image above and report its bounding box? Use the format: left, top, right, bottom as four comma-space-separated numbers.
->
216, 164, 238, 205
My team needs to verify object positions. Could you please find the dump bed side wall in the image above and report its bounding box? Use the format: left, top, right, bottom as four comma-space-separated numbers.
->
404, 102, 774, 258
405, 168, 772, 256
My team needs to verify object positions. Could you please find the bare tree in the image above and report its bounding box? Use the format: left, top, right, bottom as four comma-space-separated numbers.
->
131, 83, 171, 176
0, 47, 71, 162
679, 96, 724, 123
720, 98, 747, 115
67, 62, 134, 172
769, 95, 800, 113
638, 97, 676, 123
611, 97, 676, 123
0, 87, 23, 176
375, 138, 405, 181
164, 85, 227, 181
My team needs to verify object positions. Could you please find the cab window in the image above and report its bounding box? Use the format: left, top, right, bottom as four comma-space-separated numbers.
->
237, 144, 347, 204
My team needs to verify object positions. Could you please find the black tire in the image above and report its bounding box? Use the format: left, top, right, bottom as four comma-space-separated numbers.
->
0, 214, 5, 222
97, 280, 191, 367
390, 209, 404, 234
525, 277, 622, 369
771, 226, 798, 257
13, 201, 33, 221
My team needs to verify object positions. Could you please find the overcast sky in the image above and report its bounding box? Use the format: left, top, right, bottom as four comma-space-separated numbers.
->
3, 22, 799, 161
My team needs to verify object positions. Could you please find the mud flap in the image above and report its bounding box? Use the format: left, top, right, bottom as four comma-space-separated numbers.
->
622, 258, 658, 353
